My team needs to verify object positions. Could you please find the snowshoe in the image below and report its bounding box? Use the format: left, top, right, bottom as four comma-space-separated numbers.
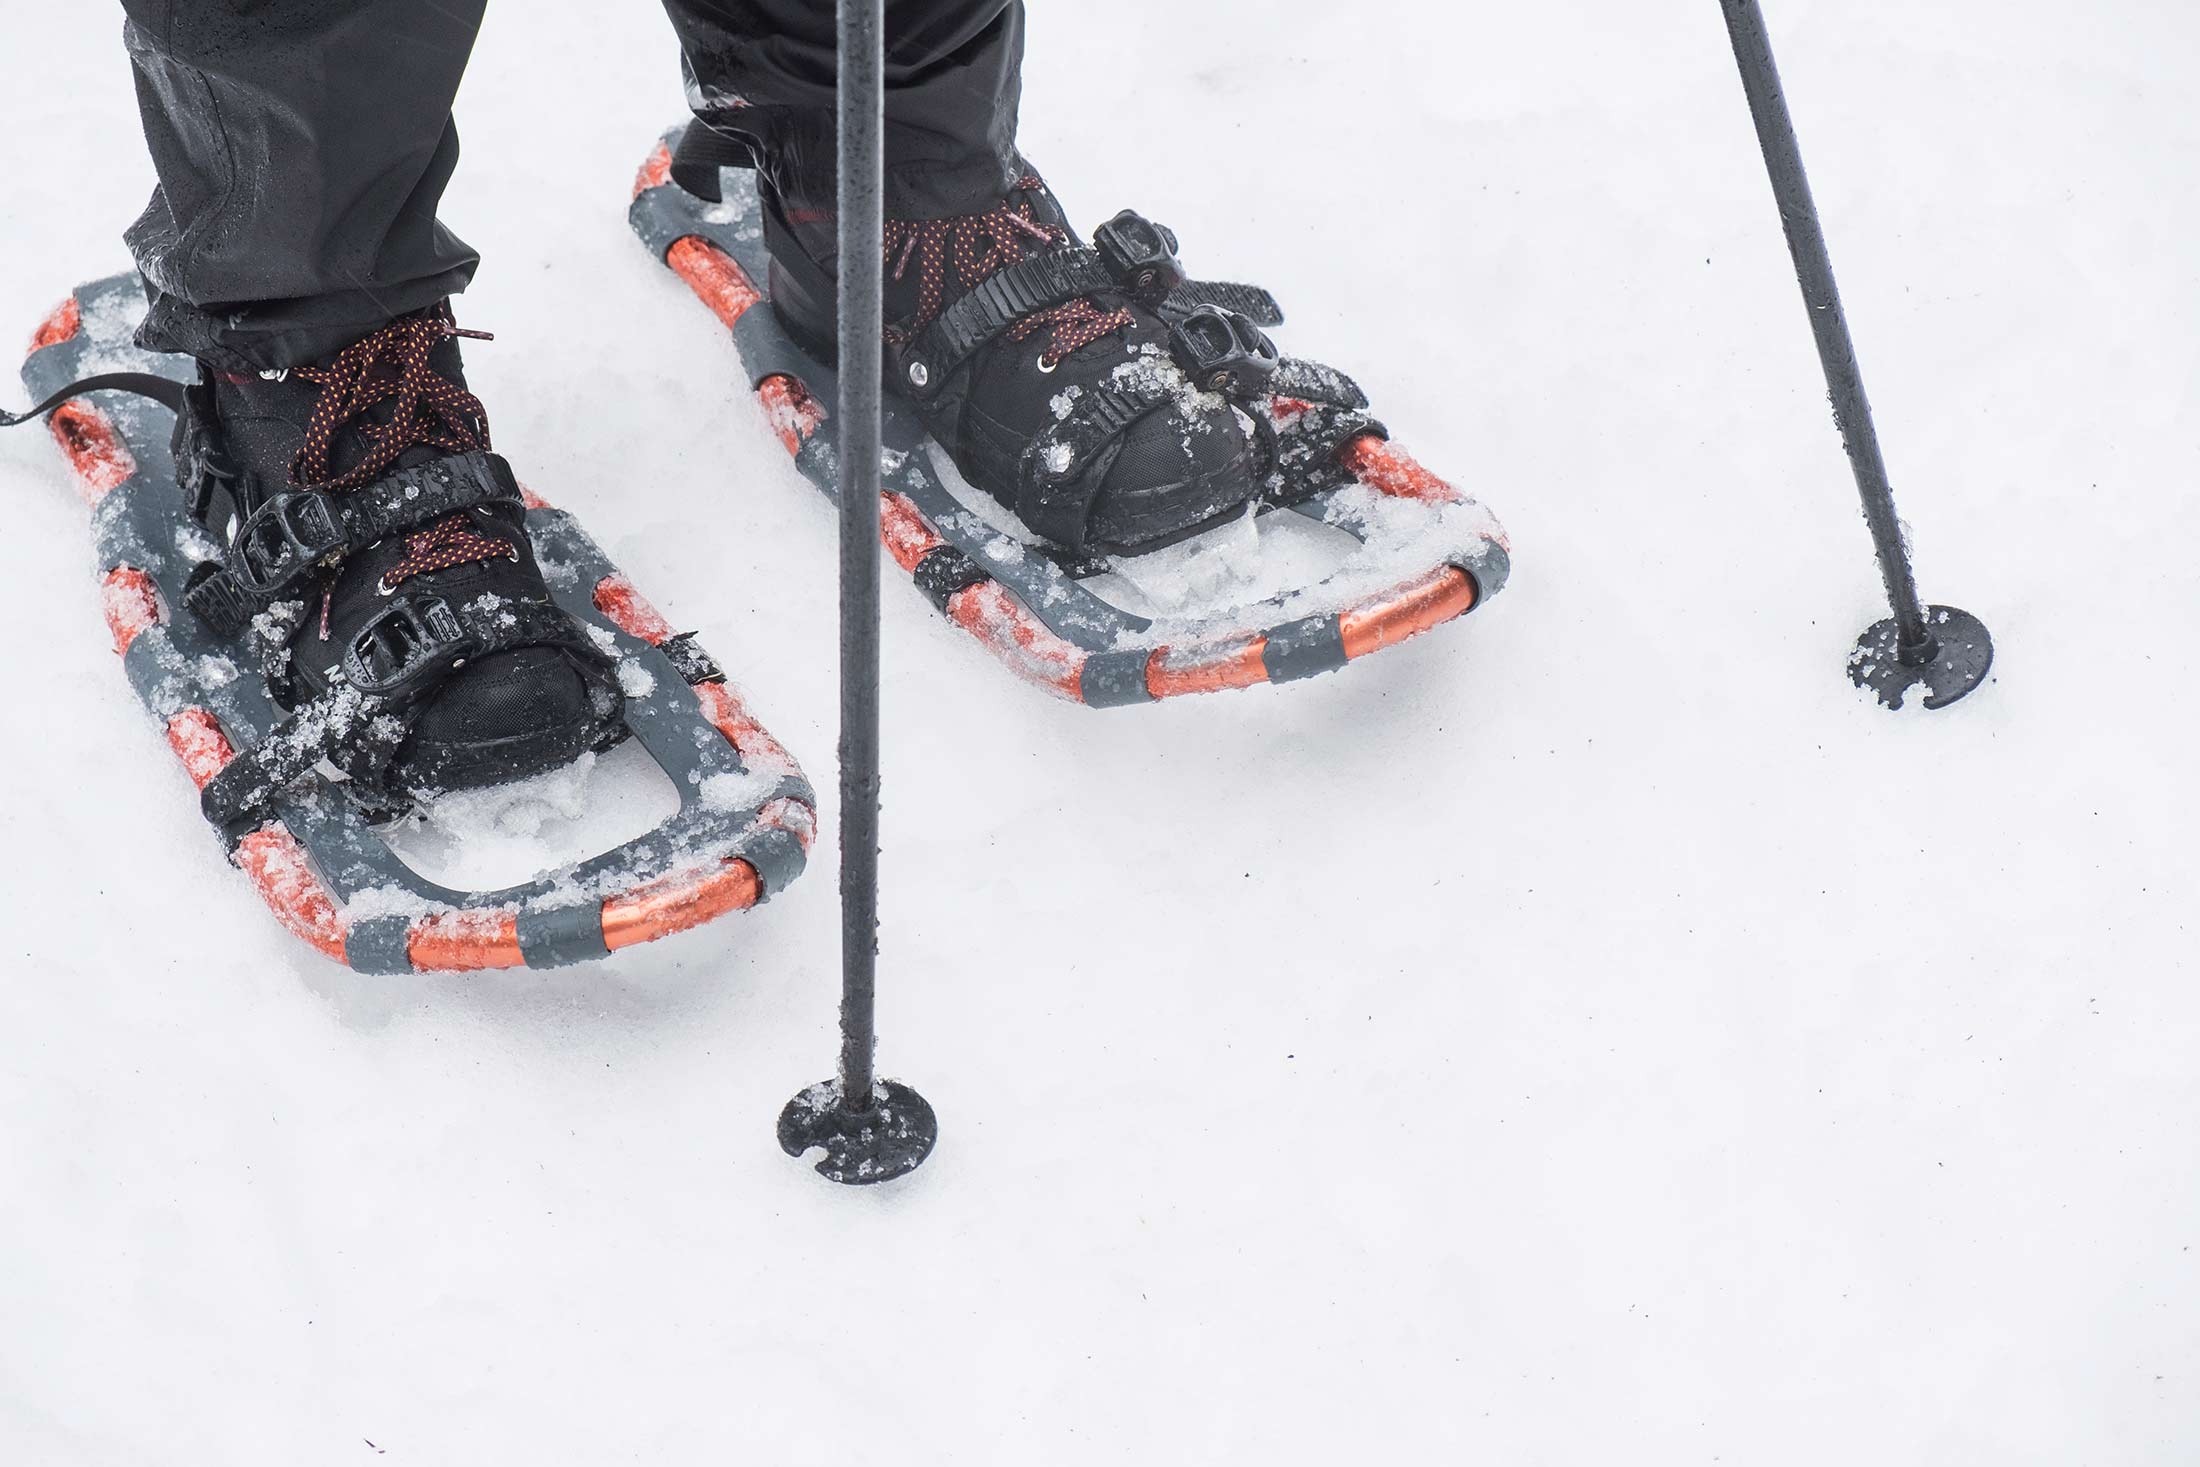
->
10, 279, 814, 973
630, 125, 1511, 706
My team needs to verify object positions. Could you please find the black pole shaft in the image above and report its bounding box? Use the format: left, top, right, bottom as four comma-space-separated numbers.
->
836, 0, 884, 1110
1719, 0, 1934, 654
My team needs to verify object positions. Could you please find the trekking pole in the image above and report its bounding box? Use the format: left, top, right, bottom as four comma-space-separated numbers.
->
1717, 0, 1993, 710
777, 0, 938, 1184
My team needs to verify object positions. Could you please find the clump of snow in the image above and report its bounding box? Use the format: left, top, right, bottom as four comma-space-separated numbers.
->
1081, 504, 1359, 623
373, 739, 681, 893
697, 766, 775, 812
67, 287, 159, 374
465, 591, 519, 632
173, 519, 220, 565
920, 422, 1499, 648
1108, 341, 1227, 429
533, 550, 580, 590
191, 653, 241, 689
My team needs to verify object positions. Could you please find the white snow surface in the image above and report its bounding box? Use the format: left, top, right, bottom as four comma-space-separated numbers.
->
4, 3, 2199, 1463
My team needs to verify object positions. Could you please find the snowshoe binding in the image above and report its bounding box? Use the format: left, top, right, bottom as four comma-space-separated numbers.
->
631, 123, 1510, 705
10, 281, 814, 972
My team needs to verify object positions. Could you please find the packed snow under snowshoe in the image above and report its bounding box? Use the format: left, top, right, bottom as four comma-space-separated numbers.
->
631, 126, 1511, 706
12, 277, 814, 973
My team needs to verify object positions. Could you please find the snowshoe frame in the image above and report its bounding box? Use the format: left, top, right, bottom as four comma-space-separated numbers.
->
630, 129, 1511, 706
22, 279, 815, 974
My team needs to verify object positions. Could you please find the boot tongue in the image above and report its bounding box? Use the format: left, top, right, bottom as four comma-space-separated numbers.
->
209, 336, 472, 491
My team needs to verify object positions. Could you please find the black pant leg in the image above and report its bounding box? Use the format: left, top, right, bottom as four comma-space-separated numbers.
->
662, 0, 1024, 218
121, 0, 487, 371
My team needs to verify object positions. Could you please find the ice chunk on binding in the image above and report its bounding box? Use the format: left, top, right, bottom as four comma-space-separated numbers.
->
630, 125, 1511, 707
19, 276, 814, 973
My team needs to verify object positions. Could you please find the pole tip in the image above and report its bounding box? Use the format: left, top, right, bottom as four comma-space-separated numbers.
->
1849, 605, 1993, 710
779, 1078, 938, 1185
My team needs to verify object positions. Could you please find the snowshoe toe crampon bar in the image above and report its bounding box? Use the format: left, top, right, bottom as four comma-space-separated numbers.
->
630, 127, 1511, 706
20, 279, 814, 973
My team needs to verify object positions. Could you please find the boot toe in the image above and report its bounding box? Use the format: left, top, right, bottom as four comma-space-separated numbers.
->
395, 646, 603, 793
1083, 401, 1258, 554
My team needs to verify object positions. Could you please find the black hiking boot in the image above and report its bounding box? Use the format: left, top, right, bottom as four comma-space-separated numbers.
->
759, 169, 1264, 556
181, 306, 617, 804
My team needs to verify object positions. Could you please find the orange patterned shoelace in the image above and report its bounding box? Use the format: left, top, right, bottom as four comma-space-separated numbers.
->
285, 308, 520, 607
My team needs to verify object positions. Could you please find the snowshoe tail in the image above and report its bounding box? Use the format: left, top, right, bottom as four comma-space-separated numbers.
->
629, 129, 1511, 707
18, 281, 815, 973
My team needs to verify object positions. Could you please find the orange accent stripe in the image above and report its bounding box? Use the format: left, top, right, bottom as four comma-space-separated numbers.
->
633, 140, 674, 201
667, 236, 763, 331
1339, 568, 1477, 660
1145, 637, 1270, 699
759, 795, 819, 855
592, 573, 677, 646
601, 859, 763, 951
164, 708, 235, 788
756, 374, 827, 455
100, 567, 161, 656
48, 399, 135, 503
1342, 436, 1463, 506
694, 680, 804, 781
29, 296, 81, 353
407, 909, 526, 972
879, 490, 945, 573
235, 827, 347, 961
943, 582, 1087, 700
519, 483, 552, 511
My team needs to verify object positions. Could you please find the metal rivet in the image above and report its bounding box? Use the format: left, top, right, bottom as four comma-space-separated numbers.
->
907, 361, 930, 388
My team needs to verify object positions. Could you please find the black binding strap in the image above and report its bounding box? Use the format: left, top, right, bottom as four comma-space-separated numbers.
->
200, 591, 612, 831
1018, 380, 1177, 549
911, 544, 990, 612
198, 681, 400, 836
657, 631, 726, 686
222, 451, 523, 598
182, 561, 261, 639
1163, 280, 1284, 329
1270, 356, 1367, 411
0, 372, 187, 428
172, 378, 248, 524
1260, 403, 1388, 504
900, 249, 1116, 397
669, 121, 757, 203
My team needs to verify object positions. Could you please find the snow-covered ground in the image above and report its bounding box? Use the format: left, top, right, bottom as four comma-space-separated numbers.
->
3, 2, 2196, 1461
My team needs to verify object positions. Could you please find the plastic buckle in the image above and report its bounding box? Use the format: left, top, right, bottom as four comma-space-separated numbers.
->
1093, 210, 1184, 302
1168, 305, 1279, 397
342, 594, 475, 700
228, 489, 347, 597
172, 382, 246, 525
